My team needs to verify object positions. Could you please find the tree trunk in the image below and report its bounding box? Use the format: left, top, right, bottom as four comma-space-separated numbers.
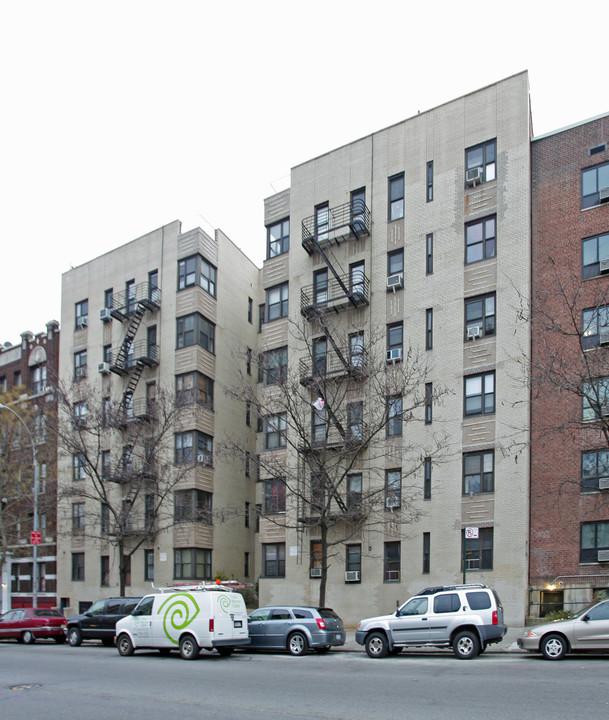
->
318, 523, 328, 607
119, 541, 126, 596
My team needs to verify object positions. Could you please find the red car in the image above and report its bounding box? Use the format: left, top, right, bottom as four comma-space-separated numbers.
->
0, 608, 67, 644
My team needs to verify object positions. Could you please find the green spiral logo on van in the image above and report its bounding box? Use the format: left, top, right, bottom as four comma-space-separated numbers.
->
158, 594, 200, 645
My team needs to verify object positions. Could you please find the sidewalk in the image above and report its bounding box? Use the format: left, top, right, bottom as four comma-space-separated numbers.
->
340, 626, 525, 653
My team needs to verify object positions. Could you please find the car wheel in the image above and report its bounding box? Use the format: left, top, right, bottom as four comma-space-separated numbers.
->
365, 632, 388, 658
55, 636, 67, 644
117, 633, 134, 657
67, 627, 82, 647
22, 631, 35, 645
452, 630, 480, 659
541, 633, 568, 660
287, 632, 308, 656
179, 634, 200, 660
314, 645, 331, 654
217, 647, 234, 657
101, 638, 114, 647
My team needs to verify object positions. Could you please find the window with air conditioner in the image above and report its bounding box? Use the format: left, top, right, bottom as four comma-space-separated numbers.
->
345, 544, 361, 582
582, 305, 609, 349
465, 294, 496, 340
580, 520, 609, 563
582, 377, 609, 421
387, 249, 404, 291
74, 350, 87, 381
465, 139, 496, 185
75, 299, 89, 330
583, 232, 609, 279
384, 541, 401, 582
582, 449, 609, 492
582, 161, 609, 209
387, 322, 403, 363
310, 541, 322, 578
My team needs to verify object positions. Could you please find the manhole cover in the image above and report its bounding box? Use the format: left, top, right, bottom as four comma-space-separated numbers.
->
10, 684, 42, 691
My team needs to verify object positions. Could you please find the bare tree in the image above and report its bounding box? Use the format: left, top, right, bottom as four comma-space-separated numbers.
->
222, 319, 447, 606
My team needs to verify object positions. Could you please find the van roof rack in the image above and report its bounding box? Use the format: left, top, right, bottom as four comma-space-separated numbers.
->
151, 581, 237, 594
416, 583, 487, 595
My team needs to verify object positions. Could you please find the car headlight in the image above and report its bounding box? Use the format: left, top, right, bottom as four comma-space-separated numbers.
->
525, 630, 539, 638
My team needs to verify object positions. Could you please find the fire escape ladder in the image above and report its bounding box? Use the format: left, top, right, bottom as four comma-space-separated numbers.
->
313, 313, 351, 374
121, 363, 145, 409
115, 303, 146, 368
310, 237, 352, 301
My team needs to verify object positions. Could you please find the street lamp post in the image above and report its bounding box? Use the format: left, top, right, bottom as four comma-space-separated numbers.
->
0, 403, 39, 608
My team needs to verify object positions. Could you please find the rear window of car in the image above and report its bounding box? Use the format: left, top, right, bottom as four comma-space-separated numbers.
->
434, 594, 461, 613
293, 609, 314, 619
466, 591, 492, 610
317, 608, 339, 620
34, 610, 62, 617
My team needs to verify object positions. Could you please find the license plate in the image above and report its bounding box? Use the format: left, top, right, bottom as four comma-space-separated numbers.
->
336, 634, 341, 641
234, 620, 242, 628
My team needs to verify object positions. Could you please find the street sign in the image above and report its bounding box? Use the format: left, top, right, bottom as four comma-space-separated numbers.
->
30, 531, 41, 545
465, 527, 479, 539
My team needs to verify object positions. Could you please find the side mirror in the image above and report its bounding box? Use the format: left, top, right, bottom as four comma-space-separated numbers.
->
582, 614, 590, 622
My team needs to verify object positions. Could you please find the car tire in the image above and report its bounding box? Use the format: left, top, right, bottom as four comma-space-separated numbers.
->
287, 632, 308, 656
217, 647, 234, 657
117, 633, 134, 657
22, 631, 35, 644
67, 627, 82, 647
365, 632, 389, 659
179, 634, 200, 660
541, 633, 568, 660
452, 630, 480, 659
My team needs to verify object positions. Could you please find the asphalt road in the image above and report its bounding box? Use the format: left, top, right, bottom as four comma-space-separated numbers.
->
1, 641, 608, 720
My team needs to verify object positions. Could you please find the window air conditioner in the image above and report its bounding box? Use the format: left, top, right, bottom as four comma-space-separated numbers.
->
386, 497, 400, 509
98, 362, 111, 374
601, 405, 609, 418
467, 325, 482, 340
598, 477, 609, 490
600, 258, 609, 273
386, 348, 403, 363
599, 187, 609, 203
310, 568, 322, 578
78, 317, 88, 328
345, 571, 360, 582
386, 273, 404, 291
99, 308, 113, 322
466, 167, 483, 186
597, 549, 609, 562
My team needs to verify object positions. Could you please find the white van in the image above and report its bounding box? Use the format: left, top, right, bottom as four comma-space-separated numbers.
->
114, 584, 249, 660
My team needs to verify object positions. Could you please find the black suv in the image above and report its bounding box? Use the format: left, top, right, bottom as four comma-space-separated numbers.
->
67, 597, 142, 646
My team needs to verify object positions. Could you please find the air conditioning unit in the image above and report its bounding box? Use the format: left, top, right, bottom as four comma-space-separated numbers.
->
598, 549, 609, 562
345, 571, 360, 583
99, 308, 113, 322
600, 258, 609, 273
599, 477, 609, 490
197, 453, 211, 464
599, 187, 609, 203
601, 405, 609, 418
386, 273, 404, 292
77, 317, 88, 328
386, 497, 400, 509
466, 167, 483, 186
467, 325, 482, 340
386, 348, 403, 363
98, 362, 110, 374
310, 568, 322, 578
600, 327, 609, 345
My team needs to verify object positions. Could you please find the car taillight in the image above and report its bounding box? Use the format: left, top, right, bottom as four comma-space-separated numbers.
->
492, 610, 498, 625
316, 618, 326, 630
209, 619, 214, 632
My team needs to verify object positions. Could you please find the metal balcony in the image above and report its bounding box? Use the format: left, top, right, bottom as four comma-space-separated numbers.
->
299, 349, 368, 385
301, 272, 369, 318
109, 282, 161, 321
301, 200, 370, 255
110, 341, 159, 375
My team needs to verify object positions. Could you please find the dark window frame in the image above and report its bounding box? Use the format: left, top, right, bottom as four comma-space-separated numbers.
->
465, 293, 496, 340
463, 450, 495, 494
464, 372, 495, 417
462, 527, 494, 570
267, 218, 290, 258
263, 543, 285, 578
388, 173, 405, 221
465, 139, 496, 185
580, 520, 609, 563
581, 449, 609, 492
426, 161, 433, 202
582, 161, 609, 209
465, 215, 496, 265
384, 541, 401, 582
265, 282, 289, 323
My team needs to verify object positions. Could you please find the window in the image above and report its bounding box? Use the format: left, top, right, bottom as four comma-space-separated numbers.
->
73, 453, 86, 481
244, 552, 249, 578
267, 218, 290, 258
75, 299, 88, 330
347, 401, 364, 442
583, 305, 609, 349
384, 541, 401, 582
463, 451, 495, 494
423, 532, 430, 574
258, 346, 288, 385
424, 457, 432, 500
310, 541, 322, 577
101, 503, 110, 534
263, 478, 286, 514
347, 474, 362, 510
385, 469, 401, 509
144, 550, 154, 582
388, 173, 404, 221
72, 552, 85, 581
101, 556, 109, 586
582, 449, 609, 492
174, 548, 212, 580
175, 371, 214, 408
200, 258, 216, 297
248, 297, 253, 324
73, 401, 87, 428
583, 378, 609, 420
312, 405, 327, 445
465, 294, 496, 340
178, 255, 196, 289
582, 232, 609, 278
463, 527, 494, 570
387, 395, 402, 437
176, 313, 215, 353
434, 593, 461, 614
426, 233, 433, 275
582, 161, 609, 209
31, 364, 47, 394
350, 261, 365, 299
125, 279, 135, 314
264, 413, 287, 450
312, 337, 327, 377
464, 372, 495, 417
174, 431, 213, 466
426, 161, 433, 202
466, 139, 496, 184
580, 521, 609, 562
315, 203, 329, 242
148, 269, 159, 302
74, 350, 87, 381
265, 283, 289, 322
72, 503, 85, 531
104, 288, 113, 309
177, 254, 217, 297
313, 269, 328, 306
425, 382, 433, 424
247, 346, 252, 375
310, 474, 325, 513
245, 502, 250, 527
263, 543, 285, 577
349, 332, 365, 369
387, 249, 404, 286
346, 545, 361, 578
466, 216, 496, 264
145, 495, 154, 528
425, 308, 433, 350
387, 322, 403, 362
351, 188, 366, 233
174, 489, 212, 524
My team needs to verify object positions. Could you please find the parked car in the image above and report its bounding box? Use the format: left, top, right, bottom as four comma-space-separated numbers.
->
0, 607, 67, 644
67, 597, 142, 646
247, 606, 346, 655
518, 598, 609, 659
356, 583, 506, 659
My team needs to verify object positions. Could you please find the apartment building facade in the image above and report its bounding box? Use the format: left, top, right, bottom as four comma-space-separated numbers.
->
57, 221, 260, 614
530, 114, 609, 618
0, 321, 60, 611
257, 72, 532, 626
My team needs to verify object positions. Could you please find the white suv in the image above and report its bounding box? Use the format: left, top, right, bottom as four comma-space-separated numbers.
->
355, 583, 506, 659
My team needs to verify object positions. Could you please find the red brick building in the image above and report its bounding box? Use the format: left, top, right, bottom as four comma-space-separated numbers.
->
530, 115, 609, 619
0, 321, 60, 610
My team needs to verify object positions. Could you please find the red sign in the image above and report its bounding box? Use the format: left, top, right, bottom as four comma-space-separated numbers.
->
30, 531, 42, 545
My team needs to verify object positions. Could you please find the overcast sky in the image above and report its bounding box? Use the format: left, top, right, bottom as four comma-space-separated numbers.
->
1, 1, 607, 345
